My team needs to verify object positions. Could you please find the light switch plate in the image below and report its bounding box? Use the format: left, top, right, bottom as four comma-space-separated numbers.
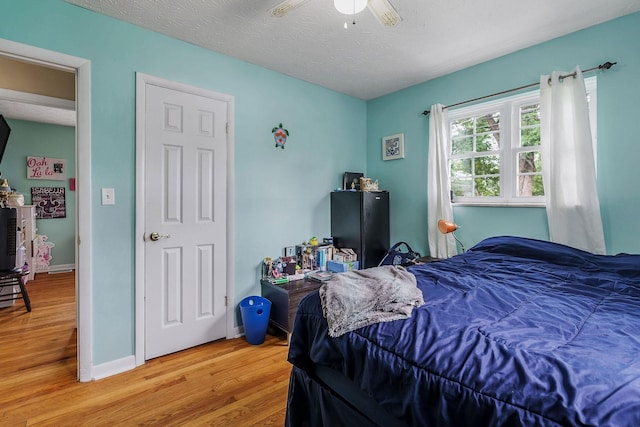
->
101, 188, 115, 205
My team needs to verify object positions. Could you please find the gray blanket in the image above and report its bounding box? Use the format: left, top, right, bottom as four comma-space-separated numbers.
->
319, 265, 424, 337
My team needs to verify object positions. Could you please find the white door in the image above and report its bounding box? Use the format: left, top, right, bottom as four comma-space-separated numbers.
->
144, 82, 228, 359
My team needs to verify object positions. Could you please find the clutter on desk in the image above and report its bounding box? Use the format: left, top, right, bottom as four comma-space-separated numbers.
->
308, 271, 334, 282
327, 260, 359, 273
296, 240, 333, 271
0, 176, 12, 206
340, 172, 380, 192
333, 248, 357, 263
343, 172, 364, 190
359, 177, 379, 191
262, 236, 360, 284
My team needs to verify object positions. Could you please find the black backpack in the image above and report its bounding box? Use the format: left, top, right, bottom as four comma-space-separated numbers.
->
378, 242, 421, 267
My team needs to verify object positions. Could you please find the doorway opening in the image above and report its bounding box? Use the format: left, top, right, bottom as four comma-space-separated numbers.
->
0, 38, 92, 381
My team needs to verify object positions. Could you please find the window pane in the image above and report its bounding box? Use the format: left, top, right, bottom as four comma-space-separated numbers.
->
521, 126, 540, 147
475, 176, 500, 196
451, 158, 472, 197
520, 104, 540, 127
518, 174, 544, 197
476, 113, 500, 133
531, 175, 544, 196
452, 137, 473, 155
451, 158, 472, 175
451, 118, 474, 138
517, 151, 544, 197
518, 151, 541, 173
520, 104, 540, 148
477, 132, 500, 152
475, 155, 500, 175
452, 176, 473, 197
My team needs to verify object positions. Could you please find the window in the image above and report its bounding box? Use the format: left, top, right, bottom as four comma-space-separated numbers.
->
447, 77, 597, 206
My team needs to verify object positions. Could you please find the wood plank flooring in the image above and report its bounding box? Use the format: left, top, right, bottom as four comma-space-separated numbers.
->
0, 272, 291, 426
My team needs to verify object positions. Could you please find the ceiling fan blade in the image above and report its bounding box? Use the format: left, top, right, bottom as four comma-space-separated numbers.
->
368, 0, 402, 27
269, 0, 311, 17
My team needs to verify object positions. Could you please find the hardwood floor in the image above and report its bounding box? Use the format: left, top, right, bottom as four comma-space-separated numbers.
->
0, 272, 292, 426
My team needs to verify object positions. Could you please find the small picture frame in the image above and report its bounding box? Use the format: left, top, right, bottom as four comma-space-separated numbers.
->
343, 172, 364, 190
382, 133, 405, 161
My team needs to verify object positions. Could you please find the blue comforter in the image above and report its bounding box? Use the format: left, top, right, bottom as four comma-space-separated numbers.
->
288, 236, 640, 426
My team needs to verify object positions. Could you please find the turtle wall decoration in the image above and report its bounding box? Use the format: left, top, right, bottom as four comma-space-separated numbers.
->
272, 123, 289, 149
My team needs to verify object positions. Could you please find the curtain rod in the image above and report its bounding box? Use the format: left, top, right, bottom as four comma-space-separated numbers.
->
421, 61, 616, 116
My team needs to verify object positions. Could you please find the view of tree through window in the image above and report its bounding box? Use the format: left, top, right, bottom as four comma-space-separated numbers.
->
517, 104, 543, 197
450, 112, 502, 197
445, 77, 596, 205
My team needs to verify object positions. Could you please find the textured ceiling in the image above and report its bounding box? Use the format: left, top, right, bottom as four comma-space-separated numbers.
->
55, 1, 640, 100
63, 0, 640, 100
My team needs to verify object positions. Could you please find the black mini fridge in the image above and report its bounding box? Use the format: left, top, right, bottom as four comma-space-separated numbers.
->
330, 191, 389, 269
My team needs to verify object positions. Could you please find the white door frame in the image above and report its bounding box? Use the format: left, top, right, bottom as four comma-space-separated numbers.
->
0, 38, 92, 382
134, 73, 235, 365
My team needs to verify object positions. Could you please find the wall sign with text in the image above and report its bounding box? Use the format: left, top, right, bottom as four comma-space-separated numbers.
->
31, 187, 66, 219
27, 156, 66, 180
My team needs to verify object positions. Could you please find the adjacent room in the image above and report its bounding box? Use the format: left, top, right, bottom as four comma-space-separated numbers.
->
1, 0, 640, 425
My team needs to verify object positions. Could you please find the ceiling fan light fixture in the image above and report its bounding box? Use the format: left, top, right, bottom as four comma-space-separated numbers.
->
334, 0, 368, 15
270, 0, 311, 17
368, 0, 401, 27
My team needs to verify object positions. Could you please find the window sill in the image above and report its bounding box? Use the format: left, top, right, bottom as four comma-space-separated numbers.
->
452, 202, 545, 208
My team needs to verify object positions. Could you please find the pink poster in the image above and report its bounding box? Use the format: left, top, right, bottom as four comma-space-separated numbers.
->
26, 156, 66, 180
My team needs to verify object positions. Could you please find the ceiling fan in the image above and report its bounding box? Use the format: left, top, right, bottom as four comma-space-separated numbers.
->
270, 0, 402, 27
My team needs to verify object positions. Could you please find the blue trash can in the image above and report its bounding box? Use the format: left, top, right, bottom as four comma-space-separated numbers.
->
240, 296, 272, 345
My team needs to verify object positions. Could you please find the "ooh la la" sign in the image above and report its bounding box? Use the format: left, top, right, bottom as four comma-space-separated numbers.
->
27, 156, 66, 180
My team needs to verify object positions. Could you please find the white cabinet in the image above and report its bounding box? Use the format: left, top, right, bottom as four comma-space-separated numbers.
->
18, 205, 36, 282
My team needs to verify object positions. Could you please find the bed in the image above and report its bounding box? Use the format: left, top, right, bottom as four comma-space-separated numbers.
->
286, 236, 640, 426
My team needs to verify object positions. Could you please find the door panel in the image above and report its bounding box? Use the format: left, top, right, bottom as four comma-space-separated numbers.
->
144, 83, 227, 360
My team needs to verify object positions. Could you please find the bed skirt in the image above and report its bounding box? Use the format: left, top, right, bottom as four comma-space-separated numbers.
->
285, 366, 406, 427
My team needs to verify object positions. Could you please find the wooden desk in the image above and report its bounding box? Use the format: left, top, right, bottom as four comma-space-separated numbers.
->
0, 269, 31, 312
261, 278, 321, 341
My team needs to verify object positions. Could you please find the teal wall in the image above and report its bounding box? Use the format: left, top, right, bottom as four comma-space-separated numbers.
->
2, 119, 76, 267
367, 12, 640, 256
3, 0, 639, 369
1, 0, 366, 365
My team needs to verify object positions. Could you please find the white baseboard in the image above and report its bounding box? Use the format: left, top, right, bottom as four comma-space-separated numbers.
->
93, 331, 244, 381
42, 264, 76, 273
234, 326, 244, 338
92, 355, 136, 380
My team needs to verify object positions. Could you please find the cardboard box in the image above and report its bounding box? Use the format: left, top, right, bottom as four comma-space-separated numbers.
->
327, 260, 359, 273
333, 248, 357, 263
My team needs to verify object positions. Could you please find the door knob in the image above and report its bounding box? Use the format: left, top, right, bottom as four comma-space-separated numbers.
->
149, 232, 170, 241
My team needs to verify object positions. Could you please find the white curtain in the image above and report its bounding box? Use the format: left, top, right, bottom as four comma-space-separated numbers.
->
428, 104, 457, 258
540, 67, 606, 254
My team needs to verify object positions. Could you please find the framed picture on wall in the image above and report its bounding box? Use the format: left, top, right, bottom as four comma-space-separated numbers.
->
382, 133, 405, 161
